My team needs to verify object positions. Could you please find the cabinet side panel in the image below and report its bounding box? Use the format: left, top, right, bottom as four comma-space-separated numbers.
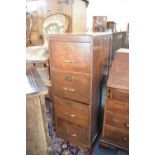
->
90, 35, 106, 143
90, 34, 112, 145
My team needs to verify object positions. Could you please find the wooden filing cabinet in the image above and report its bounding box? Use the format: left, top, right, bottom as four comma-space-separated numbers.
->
101, 52, 129, 151
49, 33, 112, 148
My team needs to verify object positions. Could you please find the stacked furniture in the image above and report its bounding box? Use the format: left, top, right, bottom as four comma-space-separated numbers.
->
101, 50, 129, 150
26, 67, 51, 155
49, 33, 112, 148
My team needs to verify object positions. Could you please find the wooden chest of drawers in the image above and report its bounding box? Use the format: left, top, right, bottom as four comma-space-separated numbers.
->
101, 52, 129, 150
49, 33, 112, 148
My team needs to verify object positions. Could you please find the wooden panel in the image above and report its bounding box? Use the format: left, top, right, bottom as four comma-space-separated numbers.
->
107, 52, 129, 90
56, 118, 89, 147
91, 35, 112, 143
52, 69, 90, 103
106, 99, 129, 116
39, 96, 52, 146
72, 0, 87, 32
27, 96, 47, 155
101, 51, 129, 151
54, 96, 90, 127
105, 111, 129, 131
50, 42, 91, 73
110, 88, 129, 103
103, 124, 129, 148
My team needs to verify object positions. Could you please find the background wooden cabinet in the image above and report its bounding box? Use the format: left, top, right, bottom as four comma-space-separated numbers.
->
101, 52, 129, 151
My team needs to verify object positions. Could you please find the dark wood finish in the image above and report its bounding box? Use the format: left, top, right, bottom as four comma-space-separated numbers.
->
109, 88, 129, 103
107, 52, 129, 90
50, 42, 91, 73
106, 99, 129, 116
101, 52, 129, 151
103, 125, 129, 148
52, 69, 90, 103
105, 111, 129, 131
49, 33, 112, 148
56, 118, 89, 147
54, 96, 90, 127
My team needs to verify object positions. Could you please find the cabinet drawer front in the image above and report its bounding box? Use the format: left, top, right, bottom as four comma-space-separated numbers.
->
52, 70, 90, 104
54, 96, 90, 127
56, 118, 89, 147
103, 124, 129, 148
105, 111, 129, 131
106, 99, 129, 116
50, 42, 91, 73
110, 88, 129, 103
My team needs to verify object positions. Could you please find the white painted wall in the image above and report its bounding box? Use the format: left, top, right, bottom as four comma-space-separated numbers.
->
87, 0, 130, 32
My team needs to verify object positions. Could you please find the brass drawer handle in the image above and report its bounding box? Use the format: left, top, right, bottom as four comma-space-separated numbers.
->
126, 123, 129, 128
64, 87, 75, 92
64, 59, 75, 63
66, 131, 77, 137
65, 112, 75, 117
70, 114, 75, 117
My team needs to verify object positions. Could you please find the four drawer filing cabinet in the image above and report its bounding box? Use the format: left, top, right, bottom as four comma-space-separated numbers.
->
49, 33, 112, 148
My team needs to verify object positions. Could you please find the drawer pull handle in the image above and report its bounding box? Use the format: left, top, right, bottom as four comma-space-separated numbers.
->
126, 123, 129, 128
65, 112, 75, 117
70, 114, 75, 117
64, 59, 75, 63
64, 87, 75, 92
66, 131, 77, 137
71, 134, 77, 137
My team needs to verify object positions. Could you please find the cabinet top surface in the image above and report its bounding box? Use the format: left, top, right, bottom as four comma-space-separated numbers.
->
49, 32, 112, 36
49, 32, 111, 38
49, 32, 112, 42
107, 52, 129, 90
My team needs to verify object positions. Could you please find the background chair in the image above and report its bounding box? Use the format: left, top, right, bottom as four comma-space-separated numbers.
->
26, 13, 69, 98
